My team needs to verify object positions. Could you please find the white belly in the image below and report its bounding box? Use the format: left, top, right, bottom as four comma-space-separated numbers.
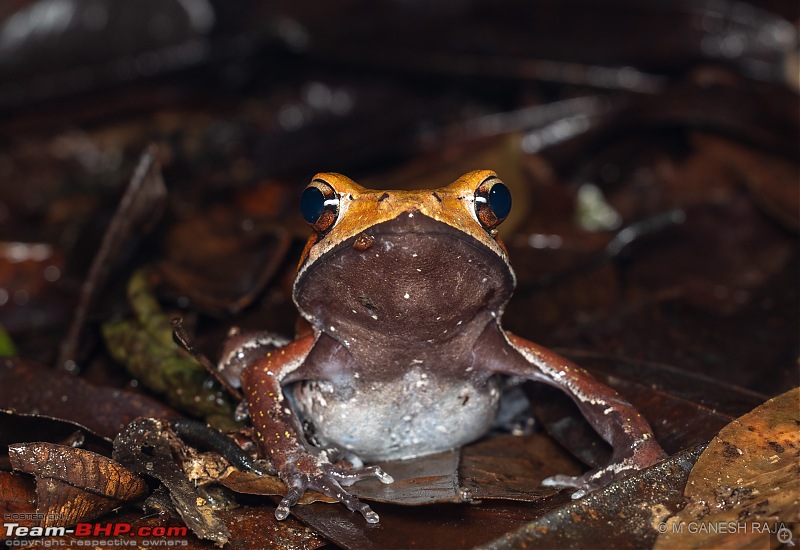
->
291, 369, 501, 461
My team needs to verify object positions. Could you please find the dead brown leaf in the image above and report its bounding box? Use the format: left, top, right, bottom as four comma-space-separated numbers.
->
655, 388, 800, 549
8, 442, 147, 528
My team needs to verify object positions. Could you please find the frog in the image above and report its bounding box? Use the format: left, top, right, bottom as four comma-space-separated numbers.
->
230, 170, 665, 523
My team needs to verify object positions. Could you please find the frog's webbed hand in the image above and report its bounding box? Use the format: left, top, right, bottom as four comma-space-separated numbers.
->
483, 328, 666, 498
275, 448, 392, 523
240, 334, 392, 523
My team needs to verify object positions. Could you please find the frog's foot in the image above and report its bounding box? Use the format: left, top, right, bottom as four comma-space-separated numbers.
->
542, 438, 666, 499
542, 461, 638, 499
275, 451, 393, 523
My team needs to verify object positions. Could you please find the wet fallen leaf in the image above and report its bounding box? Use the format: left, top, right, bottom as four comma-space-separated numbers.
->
346, 432, 581, 506
0, 358, 176, 439
655, 388, 800, 549
479, 445, 705, 549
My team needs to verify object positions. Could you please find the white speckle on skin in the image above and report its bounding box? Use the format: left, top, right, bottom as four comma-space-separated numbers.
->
412, 253, 418, 257
329, 326, 336, 332
220, 333, 290, 370
403, 292, 410, 299
481, 277, 487, 283
354, 372, 360, 379
371, 313, 378, 320
411, 359, 423, 364
502, 331, 610, 408
352, 309, 357, 314
436, 425, 448, 433
408, 212, 414, 218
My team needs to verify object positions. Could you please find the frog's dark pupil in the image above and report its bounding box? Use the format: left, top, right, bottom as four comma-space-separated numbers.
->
301, 187, 325, 224
489, 183, 511, 219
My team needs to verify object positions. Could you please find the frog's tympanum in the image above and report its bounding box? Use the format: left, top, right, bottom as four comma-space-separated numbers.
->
230, 170, 664, 523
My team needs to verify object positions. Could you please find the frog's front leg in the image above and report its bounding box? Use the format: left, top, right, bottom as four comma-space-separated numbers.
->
483, 328, 666, 498
240, 333, 392, 523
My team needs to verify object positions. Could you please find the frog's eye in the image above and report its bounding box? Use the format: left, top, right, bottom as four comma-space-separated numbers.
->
474, 177, 511, 231
301, 179, 339, 233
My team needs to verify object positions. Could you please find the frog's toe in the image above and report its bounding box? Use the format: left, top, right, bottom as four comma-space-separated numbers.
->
541, 473, 583, 489
541, 472, 597, 498
328, 463, 394, 486
337, 489, 381, 523
306, 470, 381, 523
542, 437, 666, 499
543, 454, 661, 499
275, 453, 386, 523
275, 474, 306, 520
542, 466, 621, 499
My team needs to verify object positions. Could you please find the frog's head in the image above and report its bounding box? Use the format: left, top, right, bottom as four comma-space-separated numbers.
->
293, 171, 516, 346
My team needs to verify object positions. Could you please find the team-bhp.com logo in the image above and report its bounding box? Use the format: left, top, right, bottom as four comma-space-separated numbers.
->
4, 522, 188, 538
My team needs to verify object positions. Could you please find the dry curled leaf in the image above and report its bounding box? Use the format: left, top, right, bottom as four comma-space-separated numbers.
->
8, 442, 148, 527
